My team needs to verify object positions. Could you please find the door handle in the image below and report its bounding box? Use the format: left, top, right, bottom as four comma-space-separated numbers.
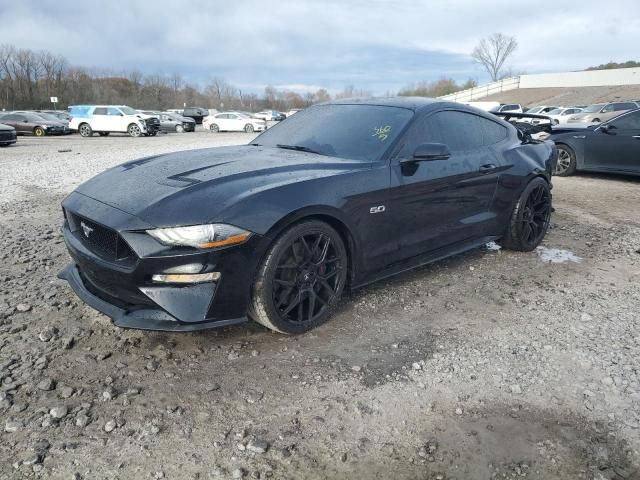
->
632, 136, 640, 139
479, 163, 497, 172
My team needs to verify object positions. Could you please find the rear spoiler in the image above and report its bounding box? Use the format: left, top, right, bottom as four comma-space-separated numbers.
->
491, 112, 553, 135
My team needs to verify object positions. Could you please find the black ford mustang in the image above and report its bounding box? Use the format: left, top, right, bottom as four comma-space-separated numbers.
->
550, 108, 640, 177
59, 98, 556, 334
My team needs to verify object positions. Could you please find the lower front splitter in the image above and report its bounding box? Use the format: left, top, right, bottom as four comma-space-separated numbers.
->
58, 263, 248, 332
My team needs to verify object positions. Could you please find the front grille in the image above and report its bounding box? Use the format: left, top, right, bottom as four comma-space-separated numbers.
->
68, 212, 135, 262
145, 118, 160, 132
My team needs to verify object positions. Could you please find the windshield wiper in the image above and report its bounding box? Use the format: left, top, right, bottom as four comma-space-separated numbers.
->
276, 144, 324, 155
249, 142, 261, 146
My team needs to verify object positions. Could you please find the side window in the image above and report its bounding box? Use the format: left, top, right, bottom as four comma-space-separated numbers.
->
617, 102, 637, 111
610, 111, 640, 130
479, 117, 508, 145
432, 111, 483, 152
602, 104, 614, 113
215, 114, 225, 119
228, 114, 238, 120
107, 108, 121, 116
93, 108, 107, 115
395, 113, 443, 159
3, 114, 20, 120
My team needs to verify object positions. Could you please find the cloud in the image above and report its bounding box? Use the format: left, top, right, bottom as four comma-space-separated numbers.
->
0, 0, 639, 93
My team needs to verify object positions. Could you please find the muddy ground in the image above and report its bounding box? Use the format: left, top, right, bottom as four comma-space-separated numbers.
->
1, 133, 639, 479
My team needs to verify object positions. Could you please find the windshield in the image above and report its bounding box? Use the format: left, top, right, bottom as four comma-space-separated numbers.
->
252, 104, 413, 161
547, 108, 563, 115
583, 104, 605, 113
119, 106, 138, 115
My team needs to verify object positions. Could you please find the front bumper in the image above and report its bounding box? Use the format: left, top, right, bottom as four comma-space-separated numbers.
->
58, 264, 246, 331
58, 192, 263, 332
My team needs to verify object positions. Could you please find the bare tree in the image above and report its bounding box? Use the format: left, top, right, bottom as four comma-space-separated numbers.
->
471, 33, 518, 82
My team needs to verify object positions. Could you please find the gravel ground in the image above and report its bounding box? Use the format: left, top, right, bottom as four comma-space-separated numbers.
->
0, 131, 639, 480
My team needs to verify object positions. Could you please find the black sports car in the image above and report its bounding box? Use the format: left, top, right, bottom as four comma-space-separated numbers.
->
59, 98, 556, 334
550, 108, 640, 176
0, 123, 17, 146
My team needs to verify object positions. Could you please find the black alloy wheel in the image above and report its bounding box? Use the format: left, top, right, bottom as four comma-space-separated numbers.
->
250, 220, 348, 334
500, 177, 552, 251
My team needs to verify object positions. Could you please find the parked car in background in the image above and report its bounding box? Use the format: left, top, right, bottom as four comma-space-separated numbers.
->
160, 112, 195, 132
567, 102, 639, 124
140, 111, 195, 133
203, 112, 266, 133
526, 106, 560, 115
17, 111, 71, 130
69, 105, 159, 137
0, 123, 17, 146
254, 110, 286, 121
37, 110, 72, 122
58, 98, 555, 334
490, 104, 523, 113
0, 111, 68, 136
546, 107, 584, 125
182, 107, 209, 124
550, 108, 640, 176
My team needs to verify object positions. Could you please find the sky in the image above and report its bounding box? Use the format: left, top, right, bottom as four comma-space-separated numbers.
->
1, 0, 639, 95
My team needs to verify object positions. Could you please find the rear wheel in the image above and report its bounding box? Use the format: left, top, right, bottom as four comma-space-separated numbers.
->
78, 123, 93, 137
209, 124, 219, 133
250, 220, 348, 334
244, 124, 254, 133
500, 177, 552, 252
554, 144, 577, 176
128, 123, 142, 137
33, 127, 46, 137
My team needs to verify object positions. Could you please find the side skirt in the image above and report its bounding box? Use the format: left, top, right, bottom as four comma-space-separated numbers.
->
351, 235, 500, 290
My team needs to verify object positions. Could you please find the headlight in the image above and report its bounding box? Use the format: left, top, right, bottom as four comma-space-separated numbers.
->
146, 224, 251, 249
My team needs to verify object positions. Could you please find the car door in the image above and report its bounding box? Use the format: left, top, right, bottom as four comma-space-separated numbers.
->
584, 110, 640, 173
226, 114, 242, 131
388, 109, 501, 261
90, 107, 109, 131
0, 114, 26, 133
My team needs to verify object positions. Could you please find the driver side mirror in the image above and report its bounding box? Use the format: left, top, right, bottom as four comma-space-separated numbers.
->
400, 143, 451, 176
412, 143, 451, 161
600, 124, 616, 134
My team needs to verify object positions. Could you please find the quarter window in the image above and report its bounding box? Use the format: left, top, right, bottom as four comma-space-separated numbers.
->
609, 111, 640, 130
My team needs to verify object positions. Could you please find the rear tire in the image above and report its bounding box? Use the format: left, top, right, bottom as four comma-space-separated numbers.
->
209, 124, 219, 133
249, 220, 348, 334
499, 177, 552, 252
554, 144, 577, 176
34, 127, 45, 137
78, 123, 93, 137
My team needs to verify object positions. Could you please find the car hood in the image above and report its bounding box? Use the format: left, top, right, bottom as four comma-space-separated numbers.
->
75, 145, 371, 228
0, 123, 15, 131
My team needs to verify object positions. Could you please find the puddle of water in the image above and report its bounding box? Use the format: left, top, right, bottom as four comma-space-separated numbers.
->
536, 246, 581, 264
484, 241, 502, 251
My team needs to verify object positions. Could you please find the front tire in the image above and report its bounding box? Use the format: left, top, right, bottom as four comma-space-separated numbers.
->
175, 124, 184, 133
500, 177, 552, 252
249, 220, 348, 334
34, 127, 46, 137
244, 124, 254, 133
554, 144, 577, 176
128, 123, 142, 137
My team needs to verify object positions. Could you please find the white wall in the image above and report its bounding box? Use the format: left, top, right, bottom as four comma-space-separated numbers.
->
519, 68, 640, 88
439, 67, 640, 102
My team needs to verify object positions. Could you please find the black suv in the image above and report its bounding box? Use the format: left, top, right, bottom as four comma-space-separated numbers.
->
182, 107, 209, 124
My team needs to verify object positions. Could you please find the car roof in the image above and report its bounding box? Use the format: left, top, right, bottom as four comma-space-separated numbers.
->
327, 96, 440, 111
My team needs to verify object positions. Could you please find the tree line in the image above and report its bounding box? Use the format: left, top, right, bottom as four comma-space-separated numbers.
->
1, 43, 487, 112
